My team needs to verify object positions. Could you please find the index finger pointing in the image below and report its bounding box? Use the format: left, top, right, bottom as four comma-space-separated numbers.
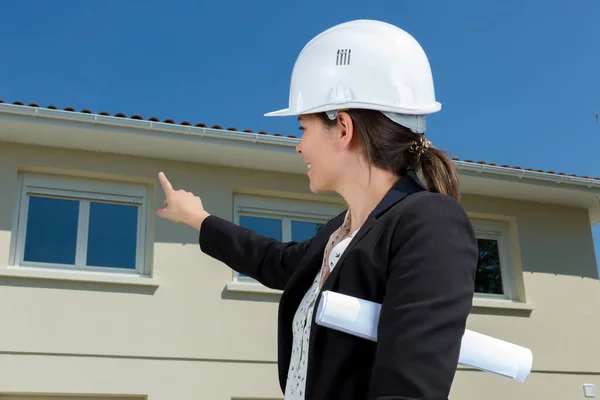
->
158, 172, 174, 193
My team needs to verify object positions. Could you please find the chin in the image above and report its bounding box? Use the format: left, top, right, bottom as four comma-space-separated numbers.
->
308, 179, 332, 194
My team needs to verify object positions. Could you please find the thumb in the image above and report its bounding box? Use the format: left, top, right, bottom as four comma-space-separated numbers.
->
156, 207, 170, 219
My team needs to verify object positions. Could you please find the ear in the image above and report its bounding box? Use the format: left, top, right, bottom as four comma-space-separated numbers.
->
336, 111, 355, 150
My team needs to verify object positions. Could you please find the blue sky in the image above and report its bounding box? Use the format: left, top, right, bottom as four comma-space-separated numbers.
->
1, 0, 599, 271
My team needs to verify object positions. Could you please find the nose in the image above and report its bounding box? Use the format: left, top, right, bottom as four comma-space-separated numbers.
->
296, 142, 302, 154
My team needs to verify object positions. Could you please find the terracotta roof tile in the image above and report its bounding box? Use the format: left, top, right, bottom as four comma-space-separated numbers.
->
0, 99, 597, 180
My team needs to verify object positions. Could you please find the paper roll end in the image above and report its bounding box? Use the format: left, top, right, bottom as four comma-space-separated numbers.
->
515, 348, 534, 383
315, 290, 330, 325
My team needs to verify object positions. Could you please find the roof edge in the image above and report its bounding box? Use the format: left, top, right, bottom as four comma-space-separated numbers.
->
455, 161, 600, 190
0, 102, 300, 148
1, 102, 599, 193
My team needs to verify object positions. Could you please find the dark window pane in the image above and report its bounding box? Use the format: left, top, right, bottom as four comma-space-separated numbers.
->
291, 220, 323, 242
475, 238, 504, 294
87, 201, 139, 269
239, 215, 282, 241
24, 195, 79, 265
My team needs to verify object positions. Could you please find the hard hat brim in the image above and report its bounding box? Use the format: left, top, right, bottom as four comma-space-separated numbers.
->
264, 108, 294, 117
264, 101, 442, 118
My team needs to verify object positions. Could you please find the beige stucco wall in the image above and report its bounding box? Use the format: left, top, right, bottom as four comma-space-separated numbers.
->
0, 142, 598, 399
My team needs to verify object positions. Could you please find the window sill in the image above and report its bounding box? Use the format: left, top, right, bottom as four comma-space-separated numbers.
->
0, 266, 161, 288
473, 297, 535, 311
223, 284, 536, 311
225, 281, 283, 296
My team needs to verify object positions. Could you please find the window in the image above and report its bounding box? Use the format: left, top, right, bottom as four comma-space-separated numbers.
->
471, 218, 516, 300
232, 194, 344, 284
10, 172, 150, 276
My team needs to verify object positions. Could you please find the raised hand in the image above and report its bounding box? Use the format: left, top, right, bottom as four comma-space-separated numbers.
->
156, 172, 209, 230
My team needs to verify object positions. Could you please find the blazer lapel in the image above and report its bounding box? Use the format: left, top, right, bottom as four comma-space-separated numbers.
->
282, 212, 345, 296
276, 213, 345, 391
305, 171, 427, 376
317, 170, 427, 293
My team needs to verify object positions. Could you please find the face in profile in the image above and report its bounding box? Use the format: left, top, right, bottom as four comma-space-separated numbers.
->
296, 113, 357, 194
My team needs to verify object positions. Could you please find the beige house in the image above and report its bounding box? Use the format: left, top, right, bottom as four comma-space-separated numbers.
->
0, 101, 598, 400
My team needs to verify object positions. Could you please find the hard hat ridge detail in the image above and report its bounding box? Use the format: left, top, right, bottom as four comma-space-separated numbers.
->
335, 49, 351, 66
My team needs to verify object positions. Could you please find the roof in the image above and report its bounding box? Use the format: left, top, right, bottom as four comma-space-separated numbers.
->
1, 98, 598, 180
1, 98, 599, 226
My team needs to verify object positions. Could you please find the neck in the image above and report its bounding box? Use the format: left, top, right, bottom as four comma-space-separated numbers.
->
336, 166, 398, 232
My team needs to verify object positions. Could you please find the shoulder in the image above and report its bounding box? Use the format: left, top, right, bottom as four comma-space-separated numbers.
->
403, 191, 470, 222
388, 191, 476, 248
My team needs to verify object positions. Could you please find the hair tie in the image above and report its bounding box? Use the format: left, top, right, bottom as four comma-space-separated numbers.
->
408, 135, 432, 156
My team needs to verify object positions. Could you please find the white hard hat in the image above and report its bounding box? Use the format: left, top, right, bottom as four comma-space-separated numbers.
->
264, 19, 440, 133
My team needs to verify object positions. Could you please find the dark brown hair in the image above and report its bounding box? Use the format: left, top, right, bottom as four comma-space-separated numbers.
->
317, 109, 460, 200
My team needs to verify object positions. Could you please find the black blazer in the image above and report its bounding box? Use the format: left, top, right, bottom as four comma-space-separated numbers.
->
199, 172, 478, 400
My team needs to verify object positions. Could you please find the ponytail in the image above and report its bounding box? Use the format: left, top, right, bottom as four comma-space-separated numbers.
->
420, 147, 461, 201
315, 109, 462, 201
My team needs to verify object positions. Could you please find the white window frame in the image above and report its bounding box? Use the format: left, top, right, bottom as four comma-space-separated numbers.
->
470, 217, 516, 301
231, 193, 345, 287
9, 172, 151, 277
226, 200, 531, 308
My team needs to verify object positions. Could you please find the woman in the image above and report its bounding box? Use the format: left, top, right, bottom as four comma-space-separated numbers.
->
157, 20, 478, 400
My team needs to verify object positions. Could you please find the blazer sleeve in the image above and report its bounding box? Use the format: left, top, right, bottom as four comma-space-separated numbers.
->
198, 214, 316, 290
368, 194, 478, 400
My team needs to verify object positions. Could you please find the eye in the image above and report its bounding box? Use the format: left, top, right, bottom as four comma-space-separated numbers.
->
298, 126, 305, 132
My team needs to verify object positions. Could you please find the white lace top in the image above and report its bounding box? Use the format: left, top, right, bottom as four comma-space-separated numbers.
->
284, 210, 358, 399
